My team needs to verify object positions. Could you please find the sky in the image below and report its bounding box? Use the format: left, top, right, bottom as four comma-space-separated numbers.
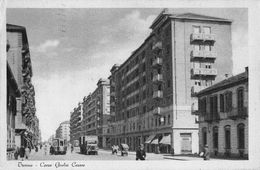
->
7, 8, 248, 141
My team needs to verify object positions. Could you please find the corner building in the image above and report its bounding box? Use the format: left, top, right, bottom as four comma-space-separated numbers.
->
56, 121, 70, 142
109, 10, 232, 154
81, 79, 110, 148
7, 24, 39, 158
196, 68, 248, 158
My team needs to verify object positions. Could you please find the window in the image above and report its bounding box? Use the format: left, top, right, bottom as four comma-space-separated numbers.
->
237, 123, 245, 149
220, 94, 224, 112
158, 68, 161, 74
213, 126, 218, 149
166, 44, 171, 55
193, 26, 200, 34
168, 115, 170, 124
158, 84, 162, 91
204, 45, 212, 51
203, 26, 211, 34
199, 97, 207, 115
237, 88, 244, 109
225, 92, 233, 112
224, 125, 231, 149
167, 80, 171, 88
202, 127, 207, 146
193, 44, 200, 51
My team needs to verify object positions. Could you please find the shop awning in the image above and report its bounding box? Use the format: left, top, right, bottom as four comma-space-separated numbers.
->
145, 135, 156, 144
159, 135, 171, 145
151, 138, 159, 144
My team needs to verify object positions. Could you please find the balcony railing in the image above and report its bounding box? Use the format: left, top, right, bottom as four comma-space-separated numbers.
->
202, 112, 220, 122
191, 103, 199, 115
152, 74, 163, 82
191, 68, 217, 77
190, 33, 203, 41
190, 33, 216, 42
191, 50, 204, 59
191, 86, 206, 96
152, 58, 162, 67
152, 107, 162, 115
203, 34, 216, 42
203, 51, 217, 59
227, 107, 248, 119
191, 50, 217, 60
153, 90, 163, 99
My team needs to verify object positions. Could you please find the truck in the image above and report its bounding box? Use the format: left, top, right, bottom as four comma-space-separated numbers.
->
79, 135, 98, 155
52, 138, 67, 155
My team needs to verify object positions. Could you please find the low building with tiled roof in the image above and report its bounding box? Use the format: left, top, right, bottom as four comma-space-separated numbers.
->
196, 67, 248, 159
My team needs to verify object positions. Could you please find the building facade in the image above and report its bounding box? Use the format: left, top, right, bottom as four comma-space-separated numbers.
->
70, 103, 83, 144
7, 24, 39, 159
196, 68, 248, 158
81, 79, 110, 148
56, 120, 70, 142
109, 9, 233, 154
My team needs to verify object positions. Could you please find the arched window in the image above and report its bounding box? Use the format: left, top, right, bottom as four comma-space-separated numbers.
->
213, 126, 218, 149
237, 123, 245, 149
202, 127, 207, 146
224, 125, 231, 149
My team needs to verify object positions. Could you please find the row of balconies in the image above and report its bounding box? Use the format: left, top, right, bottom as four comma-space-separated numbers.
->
191, 50, 217, 60
191, 68, 218, 77
190, 33, 215, 42
191, 85, 207, 96
198, 107, 248, 122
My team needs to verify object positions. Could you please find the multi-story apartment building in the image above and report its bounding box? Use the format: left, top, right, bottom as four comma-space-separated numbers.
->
7, 24, 39, 158
70, 103, 83, 144
109, 9, 232, 154
56, 120, 70, 142
196, 67, 248, 158
81, 79, 110, 148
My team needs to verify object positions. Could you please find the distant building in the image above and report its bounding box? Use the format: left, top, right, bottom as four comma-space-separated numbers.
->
70, 103, 83, 144
108, 9, 233, 154
56, 121, 70, 142
81, 79, 110, 148
196, 67, 248, 158
7, 24, 39, 159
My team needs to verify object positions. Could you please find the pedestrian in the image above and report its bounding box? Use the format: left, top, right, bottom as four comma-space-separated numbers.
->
44, 144, 48, 155
136, 144, 146, 160
19, 145, 25, 161
112, 145, 115, 154
25, 146, 30, 160
71, 145, 74, 153
14, 146, 20, 160
203, 144, 210, 160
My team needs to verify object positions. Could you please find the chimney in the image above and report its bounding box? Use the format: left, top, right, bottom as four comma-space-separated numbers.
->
245, 67, 248, 74
225, 74, 229, 78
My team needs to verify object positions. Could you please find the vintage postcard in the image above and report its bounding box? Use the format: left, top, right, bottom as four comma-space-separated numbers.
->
1, 0, 260, 170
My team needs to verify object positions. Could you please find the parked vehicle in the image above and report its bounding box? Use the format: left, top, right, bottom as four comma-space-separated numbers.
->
120, 143, 129, 156
52, 138, 67, 155
79, 136, 98, 155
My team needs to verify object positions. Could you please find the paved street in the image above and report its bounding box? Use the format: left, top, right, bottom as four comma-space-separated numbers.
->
27, 147, 166, 161
11, 146, 245, 161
